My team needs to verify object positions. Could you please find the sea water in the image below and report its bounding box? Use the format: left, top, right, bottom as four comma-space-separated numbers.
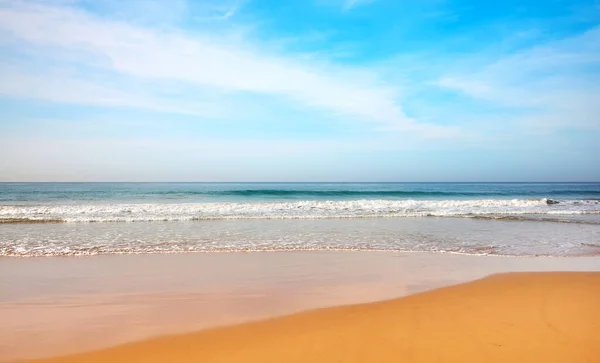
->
1, 182, 599, 256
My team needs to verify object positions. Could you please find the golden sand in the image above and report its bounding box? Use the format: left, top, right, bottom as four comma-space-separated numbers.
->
20, 272, 600, 363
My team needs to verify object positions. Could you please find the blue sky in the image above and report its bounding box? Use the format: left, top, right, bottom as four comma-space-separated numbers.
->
0, 0, 599, 181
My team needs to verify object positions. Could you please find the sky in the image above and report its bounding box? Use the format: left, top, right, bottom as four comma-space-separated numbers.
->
0, 0, 599, 182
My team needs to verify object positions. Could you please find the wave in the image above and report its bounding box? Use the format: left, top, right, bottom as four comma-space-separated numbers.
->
0, 218, 64, 224
212, 189, 461, 197
1, 198, 599, 223
3, 243, 600, 258
215, 189, 600, 197
466, 215, 600, 224
0, 247, 530, 258
3, 188, 600, 202
209, 189, 600, 198
0, 246, 508, 257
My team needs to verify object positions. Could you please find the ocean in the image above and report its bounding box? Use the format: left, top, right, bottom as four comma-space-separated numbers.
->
1, 182, 599, 257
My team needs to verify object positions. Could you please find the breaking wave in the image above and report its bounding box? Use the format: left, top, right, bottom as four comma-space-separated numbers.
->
1, 198, 599, 223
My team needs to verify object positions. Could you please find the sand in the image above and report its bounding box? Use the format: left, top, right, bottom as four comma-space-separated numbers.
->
17, 271, 600, 363
3, 252, 600, 361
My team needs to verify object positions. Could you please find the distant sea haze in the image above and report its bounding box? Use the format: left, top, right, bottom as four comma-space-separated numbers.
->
1, 182, 599, 257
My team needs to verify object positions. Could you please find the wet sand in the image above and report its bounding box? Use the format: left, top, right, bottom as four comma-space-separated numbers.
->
18, 272, 600, 363
2, 252, 600, 361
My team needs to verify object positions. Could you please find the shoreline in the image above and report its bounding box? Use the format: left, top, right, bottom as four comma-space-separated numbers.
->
2, 251, 600, 361
3, 216, 599, 257
17, 271, 600, 363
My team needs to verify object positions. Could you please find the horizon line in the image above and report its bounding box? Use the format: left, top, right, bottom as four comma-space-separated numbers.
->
1, 181, 599, 184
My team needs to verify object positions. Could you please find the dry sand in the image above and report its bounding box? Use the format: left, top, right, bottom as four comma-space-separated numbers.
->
18, 271, 600, 363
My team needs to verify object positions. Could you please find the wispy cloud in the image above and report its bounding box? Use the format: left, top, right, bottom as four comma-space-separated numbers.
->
1, 0, 598, 181
217, 4, 238, 20
436, 26, 600, 130
192, 0, 244, 22
0, 0, 462, 137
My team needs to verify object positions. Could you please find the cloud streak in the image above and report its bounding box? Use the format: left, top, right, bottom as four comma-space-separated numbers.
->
0, 0, 448, 134
437, 26, 600, 130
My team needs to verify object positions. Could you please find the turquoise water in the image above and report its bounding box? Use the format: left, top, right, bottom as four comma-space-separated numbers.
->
2, 182, 600, 203
1, 182, 599, 257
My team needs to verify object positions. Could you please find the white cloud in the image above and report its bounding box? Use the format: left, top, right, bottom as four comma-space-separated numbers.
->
436, 26, 600, 130
0, 61, 272, 118
194, 0, 243, 21
0, 0, 452, 135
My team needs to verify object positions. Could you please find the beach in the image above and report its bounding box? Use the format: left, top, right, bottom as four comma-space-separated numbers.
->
17, 271, 600, 363
2, 0, 600, 357
2, 251, 600, 362
2, 182, 600, 362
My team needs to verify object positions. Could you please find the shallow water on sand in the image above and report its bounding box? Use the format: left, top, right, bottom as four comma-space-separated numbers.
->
0, 217, 598, 257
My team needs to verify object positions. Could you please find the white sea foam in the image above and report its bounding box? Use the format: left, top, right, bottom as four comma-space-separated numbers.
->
1, 198, 599, 223
2, 214, 599, 257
